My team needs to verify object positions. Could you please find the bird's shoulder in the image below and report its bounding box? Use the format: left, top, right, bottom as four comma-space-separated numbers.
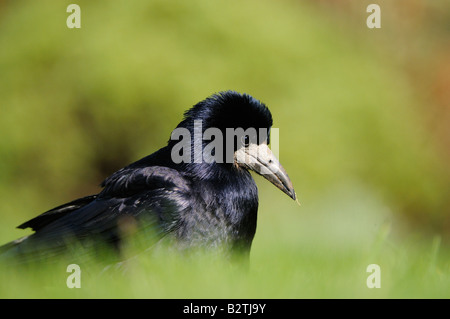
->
99, 147, 191, 198
100, 165, 190, 198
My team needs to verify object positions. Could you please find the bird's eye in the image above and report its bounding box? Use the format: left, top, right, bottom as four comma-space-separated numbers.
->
241, 135, 250, 147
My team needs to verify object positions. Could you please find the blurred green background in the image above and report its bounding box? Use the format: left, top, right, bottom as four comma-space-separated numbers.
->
0, 0, 449, 298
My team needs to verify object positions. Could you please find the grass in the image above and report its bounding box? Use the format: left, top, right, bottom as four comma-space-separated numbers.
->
1, 185, 448, 299
1, 233, 448, 299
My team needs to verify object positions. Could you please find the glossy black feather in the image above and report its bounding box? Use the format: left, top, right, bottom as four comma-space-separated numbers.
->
17, 195, 98, 231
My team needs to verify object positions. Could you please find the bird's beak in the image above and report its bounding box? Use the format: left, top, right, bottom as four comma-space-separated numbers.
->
235, 143, 296, 200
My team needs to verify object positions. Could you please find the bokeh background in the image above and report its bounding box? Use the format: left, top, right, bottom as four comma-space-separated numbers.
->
0, 0, 449, 298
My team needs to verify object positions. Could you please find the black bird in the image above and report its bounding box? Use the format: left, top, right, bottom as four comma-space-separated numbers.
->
0, 91, 295, 264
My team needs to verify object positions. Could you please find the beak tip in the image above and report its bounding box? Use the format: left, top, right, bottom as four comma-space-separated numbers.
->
289, 190, 296, 201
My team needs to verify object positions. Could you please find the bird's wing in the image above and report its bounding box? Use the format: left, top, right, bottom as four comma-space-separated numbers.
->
17, 195, 98, 231
1, 165, 192, 263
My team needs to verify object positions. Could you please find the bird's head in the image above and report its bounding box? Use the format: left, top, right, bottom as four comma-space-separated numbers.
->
169, 91, 296, 200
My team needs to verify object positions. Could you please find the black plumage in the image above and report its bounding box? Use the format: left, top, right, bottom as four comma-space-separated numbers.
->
0, 91, 295, 264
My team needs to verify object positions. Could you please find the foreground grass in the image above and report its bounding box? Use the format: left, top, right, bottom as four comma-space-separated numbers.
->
1, 224, 448, 299
0, 185, 448, 299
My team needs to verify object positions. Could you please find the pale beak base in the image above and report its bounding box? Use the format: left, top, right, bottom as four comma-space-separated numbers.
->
235, 143, 296, 200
